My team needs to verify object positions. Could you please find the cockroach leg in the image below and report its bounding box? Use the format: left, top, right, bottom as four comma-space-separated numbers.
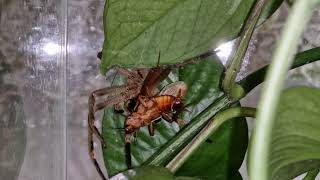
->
175, 118, 187, 127
148, 122, 155, 136
125, 142, 132, 168
162, 112, 186, 128
161, 112, 174, 123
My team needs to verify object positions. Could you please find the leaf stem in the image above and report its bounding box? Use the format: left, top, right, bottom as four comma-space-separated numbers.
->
166, 107, 256, 173
144, 45, 320, 168
239, 47, 320, 95
302, 169, 320, 180
222, 0, 269, 98
248, 1, 320, 180
144, 46, 320, 172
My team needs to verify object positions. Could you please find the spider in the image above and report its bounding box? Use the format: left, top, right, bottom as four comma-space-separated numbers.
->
89, 51, 215, 180
88, 63, 172, 180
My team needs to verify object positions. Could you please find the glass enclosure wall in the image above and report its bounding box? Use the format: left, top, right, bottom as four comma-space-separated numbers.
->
0, 0, 67, 180
67, 0, 106, 179
1, 1, 320, 180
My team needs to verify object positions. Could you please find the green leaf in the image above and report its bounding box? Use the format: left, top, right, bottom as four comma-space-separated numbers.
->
111, 166, 201, 180
102, 55, 248, 179
111, 166, 174, 180
174, 176, 202, 180
175, 117, 248, 180
174, 63, 247, 179
269, 87, 320, 180
102, 55, 223, 175
101, 0, 283, 72
101, 55, 222, 175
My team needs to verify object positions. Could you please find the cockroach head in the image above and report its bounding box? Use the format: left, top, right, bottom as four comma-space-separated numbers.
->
172, 97, 183, 111
124, 124, 135, 134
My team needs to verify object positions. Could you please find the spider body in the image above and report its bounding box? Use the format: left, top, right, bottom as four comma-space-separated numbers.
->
88, 50, 214, 180
88, 65, 173, 180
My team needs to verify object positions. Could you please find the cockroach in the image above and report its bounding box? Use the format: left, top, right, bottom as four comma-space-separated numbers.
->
124, 81, 188, 167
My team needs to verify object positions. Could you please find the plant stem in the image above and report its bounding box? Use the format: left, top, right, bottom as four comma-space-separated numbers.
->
222, 0, 268, 98
239, 47, 320, 95
248, 1, 320, 180
144, 47, 320, 172
166, 107, 256, 173
302, 169, 320, 180
144, 46, 320, 169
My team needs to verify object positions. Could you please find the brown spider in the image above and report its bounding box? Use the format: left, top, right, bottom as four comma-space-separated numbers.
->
89, 51, 215, 180
88, 64, 172, 179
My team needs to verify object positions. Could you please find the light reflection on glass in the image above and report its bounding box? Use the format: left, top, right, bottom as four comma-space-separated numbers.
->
215, 40, 235, 65
42, 42, 61, 55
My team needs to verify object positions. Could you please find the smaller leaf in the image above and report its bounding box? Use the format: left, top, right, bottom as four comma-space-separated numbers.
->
175, 117, 248, 180
110, 166, 174, 180
269, 87, 320, 180
111, 166, 201, 180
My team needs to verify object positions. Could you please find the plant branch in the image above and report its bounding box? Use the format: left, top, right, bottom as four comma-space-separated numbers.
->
239, 47, 320, 95
144, 46, 320, 172
248, 1, 320, 180
166, 107, 256, 173
222, 0, 269, 98
302, 169, 320, 180
144, 47, 320, 170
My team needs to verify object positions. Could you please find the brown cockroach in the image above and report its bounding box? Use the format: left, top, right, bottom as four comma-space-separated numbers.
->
123, 81, 188, 168
124, 81, 188, 140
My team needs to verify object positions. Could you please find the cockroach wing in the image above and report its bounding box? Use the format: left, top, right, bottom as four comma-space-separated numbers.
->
140, 67, 171, 97
159, 81, 188, 97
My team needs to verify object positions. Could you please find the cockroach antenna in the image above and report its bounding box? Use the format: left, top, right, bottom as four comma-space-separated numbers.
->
112, 127, 125, 131
156, 50, 161, 67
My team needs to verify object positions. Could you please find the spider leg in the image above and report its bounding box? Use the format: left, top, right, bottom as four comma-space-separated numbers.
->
88, 85, 129, 180
88, 128, 107, 180
114, 66, 146, 83
113, 66, 134, 77
95, 85, 140, 111
113, 103, 124, 114
88, 66, 147, 179
89, 85, 128, 144
137, 95, 149, 108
